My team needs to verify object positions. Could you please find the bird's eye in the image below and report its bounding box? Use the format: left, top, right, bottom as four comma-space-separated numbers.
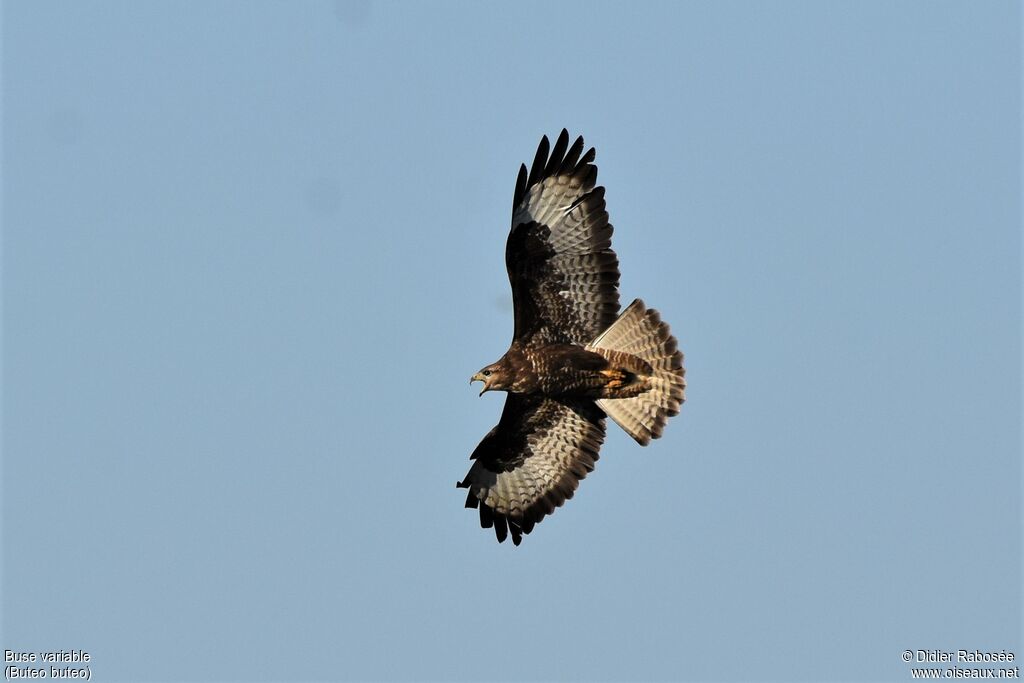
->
483, 370, 492, 377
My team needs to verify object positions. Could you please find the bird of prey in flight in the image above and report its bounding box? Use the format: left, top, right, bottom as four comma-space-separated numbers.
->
459, 130, 686, 545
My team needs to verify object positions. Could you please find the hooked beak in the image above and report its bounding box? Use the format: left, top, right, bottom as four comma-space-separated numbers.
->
470, 373, 487, 397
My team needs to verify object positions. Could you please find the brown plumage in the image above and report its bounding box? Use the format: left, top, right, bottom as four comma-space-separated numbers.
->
459, 130, 686, 545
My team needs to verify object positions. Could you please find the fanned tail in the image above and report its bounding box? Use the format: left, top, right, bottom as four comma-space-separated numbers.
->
587, 299, 685, 445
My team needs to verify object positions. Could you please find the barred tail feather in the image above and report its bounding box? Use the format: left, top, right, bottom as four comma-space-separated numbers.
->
588, 299, 685, 445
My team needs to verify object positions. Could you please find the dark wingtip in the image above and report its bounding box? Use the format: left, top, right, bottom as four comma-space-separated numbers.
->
513, 163, 528, 209
494, 515, 508, 543
479, 502, 493, 529
519, 131, 601, 202
509, 519, 524, 546
560, 134, 586, 174
527, 135, 550, 187
545, 129, 570, 176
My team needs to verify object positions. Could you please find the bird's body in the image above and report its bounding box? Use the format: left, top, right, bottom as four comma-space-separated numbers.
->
480, 343, 653, 399
460, 130, 686, 545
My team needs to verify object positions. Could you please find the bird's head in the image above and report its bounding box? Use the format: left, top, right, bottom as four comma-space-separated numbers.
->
470, 361, 512, 396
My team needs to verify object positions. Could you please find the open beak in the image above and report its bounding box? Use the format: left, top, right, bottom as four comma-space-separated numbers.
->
470, 373, 487, 396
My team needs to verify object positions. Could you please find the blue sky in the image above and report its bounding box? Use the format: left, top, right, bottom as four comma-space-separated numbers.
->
2, 1, 1020, 681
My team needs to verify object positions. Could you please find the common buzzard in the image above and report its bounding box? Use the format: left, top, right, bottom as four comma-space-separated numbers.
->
459, 130, 686, 545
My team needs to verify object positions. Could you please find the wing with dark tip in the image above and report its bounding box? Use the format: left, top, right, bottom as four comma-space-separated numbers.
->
507, 130, 620, 345
457, 394, 605, 545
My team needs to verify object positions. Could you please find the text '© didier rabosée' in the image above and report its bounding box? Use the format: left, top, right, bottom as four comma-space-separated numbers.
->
914, 651, 1016, 664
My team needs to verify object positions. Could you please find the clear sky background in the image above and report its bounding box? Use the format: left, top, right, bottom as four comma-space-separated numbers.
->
2, 1, 1020, 681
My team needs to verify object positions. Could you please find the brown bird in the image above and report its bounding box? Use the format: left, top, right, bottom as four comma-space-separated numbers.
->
459, 130, 686, 545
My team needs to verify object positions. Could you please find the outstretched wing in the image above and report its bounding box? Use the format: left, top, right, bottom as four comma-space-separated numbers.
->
457, 394, 606, 545
507, 130, 620, 345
